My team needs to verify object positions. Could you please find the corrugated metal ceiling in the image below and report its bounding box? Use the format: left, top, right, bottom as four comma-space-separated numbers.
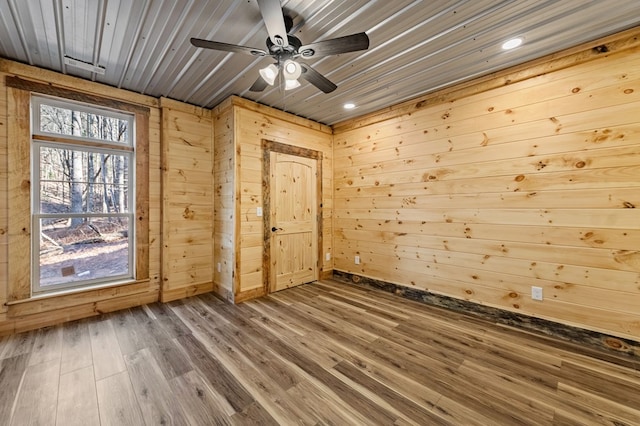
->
1, 0, 639, 125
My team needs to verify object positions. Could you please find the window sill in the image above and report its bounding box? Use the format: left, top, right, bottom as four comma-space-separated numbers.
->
5, 279, 155, 318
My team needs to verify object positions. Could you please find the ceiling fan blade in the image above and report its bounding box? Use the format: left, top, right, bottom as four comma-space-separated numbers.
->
300, 63, 337, 93
299, 32, 369, 58
257, 0, 289, 48
190, 38, 266, 56
249, 75, 269, 92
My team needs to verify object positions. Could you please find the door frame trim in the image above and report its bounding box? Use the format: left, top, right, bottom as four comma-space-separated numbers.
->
262, 140, 323, 294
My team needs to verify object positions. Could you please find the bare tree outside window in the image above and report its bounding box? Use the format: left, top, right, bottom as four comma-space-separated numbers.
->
32, 97, 135, 292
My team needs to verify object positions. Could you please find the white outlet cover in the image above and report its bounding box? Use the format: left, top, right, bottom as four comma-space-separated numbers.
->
531, 286, 543, 301
355, 255, 360, 264
256, 207, 263, 217
326, 253, 331, 261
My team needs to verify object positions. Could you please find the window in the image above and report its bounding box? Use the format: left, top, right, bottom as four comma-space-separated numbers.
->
31, 95, 135, 293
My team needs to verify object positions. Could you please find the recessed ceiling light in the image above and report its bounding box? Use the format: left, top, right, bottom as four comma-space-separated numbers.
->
502, 37, 523, 50
344, 103, 356, 109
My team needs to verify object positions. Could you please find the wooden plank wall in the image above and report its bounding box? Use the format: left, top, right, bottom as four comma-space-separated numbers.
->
0, 59, 162, 334
212, 98, 235, 302
0, 69, 6, 318
231, 97, 333, 301
332, 36, 640, 341
160, 98, 214, 302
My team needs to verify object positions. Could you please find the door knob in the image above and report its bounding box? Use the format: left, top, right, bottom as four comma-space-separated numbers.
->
271, 226, 283, 232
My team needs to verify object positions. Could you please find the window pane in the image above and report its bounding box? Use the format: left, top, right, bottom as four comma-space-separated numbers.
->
39, 146, 130, 214
39, 216, 131, 288
38, 102, 130, 144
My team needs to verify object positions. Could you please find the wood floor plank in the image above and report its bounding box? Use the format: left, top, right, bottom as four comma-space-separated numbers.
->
188, 295, 232, 327
214, 304, 402, 424
247, 310, 344, 369
145, 302, 192, 338
556, 382, 640, 424
455, 360, 555, 424
270, 293, 382, 344
95, 370, 144, 426
175, 333, 254, 413
129, 305, 193, 381
318, 288, 412, 323
247, 296, 451, 420
297, 284, 401, 329
214, 322, 302, 391
60, 320, 92, 375
0, 354, 28, 421
10, 358, 59, 426
110, 308, 153, 356
310, 335, 447, 417
200, 324, 319, 425
559, 359, 640, 407
56, 365, 100, 426
286, 379, 374, 425
393, 319, 563, 391
146, 336, 193, 381
196, 292, 397, 424
229, 401, 279, 426
246, 298, 315, 336
0, 330, 36, 360
129, 305, 173, 343
0, 334, 10, 357
251, 285, 556, 425
332, 360, 452, 425
28, 325, 62, 366
88, 319, 126, 381
124, 347, 189, 425
169, 370, 234, 424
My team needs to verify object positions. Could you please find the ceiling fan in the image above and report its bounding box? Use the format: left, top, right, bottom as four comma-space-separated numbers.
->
190, 0, 369, 93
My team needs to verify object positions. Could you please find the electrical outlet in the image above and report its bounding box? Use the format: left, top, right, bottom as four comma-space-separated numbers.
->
531, 286, 543, 301
354, 255, 360, 265
217, 262, 221, 273
256, 207, 263, 217
326, 252, 331, 261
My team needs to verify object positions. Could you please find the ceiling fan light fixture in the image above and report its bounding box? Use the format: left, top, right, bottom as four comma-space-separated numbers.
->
285, 79, 301, 90
259, 64, 279, 85
283, 59, 302, 80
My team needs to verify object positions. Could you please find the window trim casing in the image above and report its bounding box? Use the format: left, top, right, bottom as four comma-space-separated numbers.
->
30, 136, 136, 294
32, 95, 135, 147
6, 76, 150, 302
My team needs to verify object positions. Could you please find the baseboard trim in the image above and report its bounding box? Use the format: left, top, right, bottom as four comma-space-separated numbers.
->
320, 270, 333, 280
160, 282, 214, 303
234, 287, 266, 303
332, 270, 640, 367
0, 290, 159, 336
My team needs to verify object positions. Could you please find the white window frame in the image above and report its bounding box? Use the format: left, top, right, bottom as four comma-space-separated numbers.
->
31, 95, 136, 294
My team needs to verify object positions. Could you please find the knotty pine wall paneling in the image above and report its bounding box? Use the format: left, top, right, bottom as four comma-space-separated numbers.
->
229, 97, 333, 301
0, 70, 7, 318
333, 31, 640, 342
148, 106, 162, 289
0, 59, 162, 334
213, 98, 235, 301
160, 98, 214, 302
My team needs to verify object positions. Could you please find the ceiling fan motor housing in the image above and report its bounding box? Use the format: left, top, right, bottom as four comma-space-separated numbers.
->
267, 34, 302, 56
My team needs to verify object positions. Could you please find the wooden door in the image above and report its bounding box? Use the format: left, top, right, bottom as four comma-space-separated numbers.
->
269, 152, 318, 292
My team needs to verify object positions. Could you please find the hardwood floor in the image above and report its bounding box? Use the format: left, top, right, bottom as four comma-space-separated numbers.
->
1, 279, 639, 425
